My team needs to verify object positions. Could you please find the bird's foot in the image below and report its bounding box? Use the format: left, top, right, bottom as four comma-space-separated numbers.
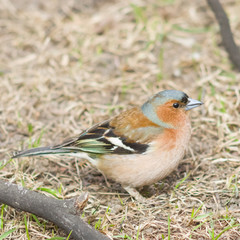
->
123, 186, 147, 203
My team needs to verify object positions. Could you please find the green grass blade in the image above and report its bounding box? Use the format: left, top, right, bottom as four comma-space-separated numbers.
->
37, 187, 61, 199
24, 214, 30, 240
66, 230, 73, 240
214, 224, 240, 240
168, 215, 171, 240
0, 204, 6, 229
175, 172, 190, 190
31, 214, 42, 227
0, 159, 13, 171
0, 228, 16, 240
191, 203, 204, 219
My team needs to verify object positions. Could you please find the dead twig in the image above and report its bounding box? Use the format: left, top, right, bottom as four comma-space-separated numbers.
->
0, 179, 110, 240
207, 0, 240, 71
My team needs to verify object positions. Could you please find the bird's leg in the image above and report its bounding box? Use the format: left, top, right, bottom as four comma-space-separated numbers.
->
99, 170, 111, 188
123, 186, 147, 203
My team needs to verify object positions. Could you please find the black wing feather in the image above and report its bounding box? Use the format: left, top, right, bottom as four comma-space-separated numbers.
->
53, 120, 149, 155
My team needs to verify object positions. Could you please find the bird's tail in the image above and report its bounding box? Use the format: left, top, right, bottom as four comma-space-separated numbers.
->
12, 146, 72, 159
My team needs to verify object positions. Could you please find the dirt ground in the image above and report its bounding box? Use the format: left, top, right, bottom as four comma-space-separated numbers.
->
0, 0, 240, 239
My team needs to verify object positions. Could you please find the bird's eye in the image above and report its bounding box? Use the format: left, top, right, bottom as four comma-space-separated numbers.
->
173, 103, 179, 108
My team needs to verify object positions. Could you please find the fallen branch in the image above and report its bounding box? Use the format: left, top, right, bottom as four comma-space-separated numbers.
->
207, 0, 240, 71
0, 179, 110, 240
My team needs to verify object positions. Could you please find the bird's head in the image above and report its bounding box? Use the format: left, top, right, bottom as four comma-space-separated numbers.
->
141, 90, 203, 129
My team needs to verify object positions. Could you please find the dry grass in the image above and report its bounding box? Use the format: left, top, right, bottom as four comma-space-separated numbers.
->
0, 0, 240, 239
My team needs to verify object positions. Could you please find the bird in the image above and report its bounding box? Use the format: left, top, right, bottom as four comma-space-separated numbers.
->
13, 90, 203, 201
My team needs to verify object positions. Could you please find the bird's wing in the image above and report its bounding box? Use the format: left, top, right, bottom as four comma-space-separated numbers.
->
52, 119, 150, 155
13, 108, 164, 159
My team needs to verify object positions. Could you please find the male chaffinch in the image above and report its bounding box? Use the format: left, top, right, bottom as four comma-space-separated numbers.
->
13, 90, 203, 201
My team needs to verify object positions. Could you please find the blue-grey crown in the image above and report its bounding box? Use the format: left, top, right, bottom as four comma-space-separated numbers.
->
151, 90, 189, 105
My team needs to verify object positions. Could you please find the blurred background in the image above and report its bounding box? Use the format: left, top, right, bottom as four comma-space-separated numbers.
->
0, 0, 240, 239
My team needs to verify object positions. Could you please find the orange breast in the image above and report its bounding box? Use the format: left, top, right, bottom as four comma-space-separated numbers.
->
155, 128, 177, 151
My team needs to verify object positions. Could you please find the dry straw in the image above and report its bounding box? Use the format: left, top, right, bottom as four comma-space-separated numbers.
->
0, 0, 240, 239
